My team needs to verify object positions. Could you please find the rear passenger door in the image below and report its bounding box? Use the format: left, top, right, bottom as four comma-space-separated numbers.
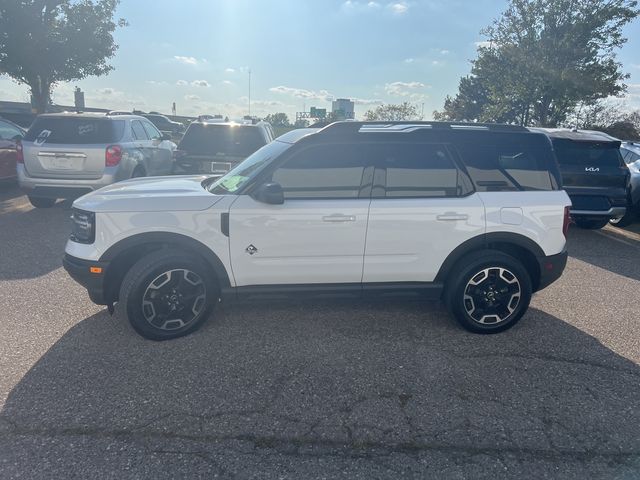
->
130, 120, 155, 175
142, 120, 173, 175
362, 142, 484, 284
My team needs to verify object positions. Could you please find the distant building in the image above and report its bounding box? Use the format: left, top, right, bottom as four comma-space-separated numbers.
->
331, 98, 355, 120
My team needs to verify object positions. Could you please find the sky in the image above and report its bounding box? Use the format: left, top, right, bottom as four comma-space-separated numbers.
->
1, 0, 640, 120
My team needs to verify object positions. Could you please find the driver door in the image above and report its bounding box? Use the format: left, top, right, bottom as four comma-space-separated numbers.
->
228, 143, 372, 287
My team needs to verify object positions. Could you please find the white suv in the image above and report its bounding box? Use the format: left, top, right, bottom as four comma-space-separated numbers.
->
63, 122, 571, 340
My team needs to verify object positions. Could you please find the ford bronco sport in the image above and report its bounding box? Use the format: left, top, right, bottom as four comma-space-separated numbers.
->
64, 121, 571, 340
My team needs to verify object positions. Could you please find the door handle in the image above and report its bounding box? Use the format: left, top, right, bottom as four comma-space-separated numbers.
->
322, 214, 356, 222
436, 213, 469, 221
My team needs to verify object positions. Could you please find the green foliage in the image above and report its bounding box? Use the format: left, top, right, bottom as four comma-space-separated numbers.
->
364, 102, 420, 121
0, 0, 126, 113
434, 0, 639, 127
570, 101, 640, 140
263, 112, 291, 128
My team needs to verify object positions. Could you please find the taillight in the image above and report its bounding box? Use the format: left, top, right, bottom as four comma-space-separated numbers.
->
16, 140, 24, 164
105, 145, 123, 167
562, 206, 571, 237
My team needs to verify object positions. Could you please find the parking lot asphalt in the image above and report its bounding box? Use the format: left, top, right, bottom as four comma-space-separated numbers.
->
0, 184, 639, 480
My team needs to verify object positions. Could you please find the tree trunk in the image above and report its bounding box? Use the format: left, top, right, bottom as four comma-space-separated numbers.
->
29, 77, 51, 114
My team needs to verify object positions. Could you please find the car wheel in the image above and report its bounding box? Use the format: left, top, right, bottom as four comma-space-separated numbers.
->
119, 249, 218, 341
445, 250, 532, 334
609, 210, 636, 228
573, 217, 609, 230
27, 196, 56, 208
131, 166, 146, 178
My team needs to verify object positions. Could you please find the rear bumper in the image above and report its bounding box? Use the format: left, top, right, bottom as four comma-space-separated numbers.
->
18, 165, 118, 199
536, 250, 568, 291
570, 207, 626, 219
564, 187, 628, 219
63, 254, 109, 305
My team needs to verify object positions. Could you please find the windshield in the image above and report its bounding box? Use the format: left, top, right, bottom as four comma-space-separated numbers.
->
179, 123, 266, 157
207, 140, 290, 194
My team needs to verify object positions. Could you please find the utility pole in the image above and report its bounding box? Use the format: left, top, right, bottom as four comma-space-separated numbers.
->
248, 68, 252, 117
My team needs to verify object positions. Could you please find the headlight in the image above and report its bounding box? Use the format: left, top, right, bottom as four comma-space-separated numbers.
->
70, 209, 95, 244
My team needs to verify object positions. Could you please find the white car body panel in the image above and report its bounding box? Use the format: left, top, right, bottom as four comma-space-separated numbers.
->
228, 195, 370, 286
479, 191, 571, 256
362, 194, 486, 283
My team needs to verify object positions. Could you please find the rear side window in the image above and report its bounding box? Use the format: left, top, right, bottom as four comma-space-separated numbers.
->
553, 140, 623, 168
142, 121, 162, 140
24, 118, 124, 144
179, 124, 266, 157
456, 142, 555, 191
131, 120, 149, 140
371, 143, 471, 198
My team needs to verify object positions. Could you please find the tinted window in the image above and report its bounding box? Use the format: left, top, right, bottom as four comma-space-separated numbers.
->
271, 144, 367, 199
456, 142, 554, 191
142, 121, 161, 139
0, 120, 23, 140
179, 124, 267, 157
372, 143, 467, 198
131, 120, 149, 140
553, 140, 623, 168
24, 117, 124, 144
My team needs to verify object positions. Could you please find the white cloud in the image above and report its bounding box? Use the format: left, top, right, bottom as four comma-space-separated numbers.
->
352, 98, 383, 105
385, 81, 427, 97
146, 80, 168, 86
440, 49, 450, 55
432, 60, 442, 66
474, 40, 493, 49
222, 80, 233, 85
184, 94, 200, 101
176, 80, 188, 86
404, 58, 414, 64
270, 85, 333, 102
96, 88, 117, 95
191, 80, 211, 87
174, 56, 198, 65
388, 2, 408, 14
225, 68, 235, 73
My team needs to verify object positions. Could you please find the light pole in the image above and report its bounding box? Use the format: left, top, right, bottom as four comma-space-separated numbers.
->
248, 68, 251, 117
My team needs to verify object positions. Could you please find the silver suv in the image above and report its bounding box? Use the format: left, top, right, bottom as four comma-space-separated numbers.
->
18, 112, 176, 208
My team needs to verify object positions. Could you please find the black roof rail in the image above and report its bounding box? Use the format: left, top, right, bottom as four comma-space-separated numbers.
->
317, 121, 529, 135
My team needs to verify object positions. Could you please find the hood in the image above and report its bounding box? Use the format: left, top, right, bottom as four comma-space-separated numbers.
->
73, 175, 225, 213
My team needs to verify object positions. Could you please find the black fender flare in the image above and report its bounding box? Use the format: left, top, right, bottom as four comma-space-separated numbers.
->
434, 232, 545, 284
99, 231, 231, 288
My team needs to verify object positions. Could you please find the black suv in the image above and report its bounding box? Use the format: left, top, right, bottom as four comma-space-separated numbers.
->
141, 114, 185, 136
172, 120, 274, 176
531, 128, 629, 229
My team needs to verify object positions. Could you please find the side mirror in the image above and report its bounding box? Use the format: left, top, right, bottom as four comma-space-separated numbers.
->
253, 182, 284, 205
161, 132, 172, 141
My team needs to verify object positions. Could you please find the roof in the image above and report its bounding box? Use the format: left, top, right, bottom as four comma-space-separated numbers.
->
36, 112, 143, 120
276, 128, 321, 144
529, 127, 620, 142
621, 141, 640, 152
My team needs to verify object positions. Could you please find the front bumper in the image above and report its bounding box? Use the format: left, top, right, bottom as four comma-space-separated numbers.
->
63, 254, 110, 305
536, 250, 568, 292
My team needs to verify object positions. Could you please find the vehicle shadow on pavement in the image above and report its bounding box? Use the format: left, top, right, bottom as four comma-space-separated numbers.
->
0, 197, 72, 280
1, 303, 639, 478
567, 226, 640, 282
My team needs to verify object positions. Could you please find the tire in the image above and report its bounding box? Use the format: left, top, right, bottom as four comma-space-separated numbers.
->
445, 250, 532, 334
119, 249, 218, 341
609, 210, 637, 228
27, 196, 56, 208
573, 217, 609, 230
131, 166, 146, 178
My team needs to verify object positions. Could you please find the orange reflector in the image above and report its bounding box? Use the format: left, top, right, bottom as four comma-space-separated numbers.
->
90, 267, 103, 274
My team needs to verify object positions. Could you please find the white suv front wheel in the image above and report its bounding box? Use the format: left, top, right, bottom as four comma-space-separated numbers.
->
446, 251, 532, 334
119, 249, 218, 340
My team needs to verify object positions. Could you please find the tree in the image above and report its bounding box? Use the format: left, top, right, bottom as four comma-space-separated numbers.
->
0, 0, 126, 113
434, 0, 638, 126
264, 112, 291, 128
569, 101, 640, 139
364, 102, 420, 121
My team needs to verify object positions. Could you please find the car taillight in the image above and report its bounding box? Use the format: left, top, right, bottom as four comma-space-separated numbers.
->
105, 145, 123, 167
562, 206, 571, 237
16, 140, 24, 164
